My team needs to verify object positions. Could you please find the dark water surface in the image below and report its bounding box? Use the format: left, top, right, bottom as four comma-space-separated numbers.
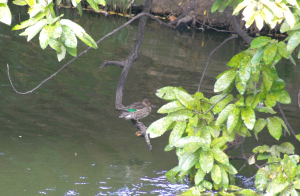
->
0, 5, 299, 196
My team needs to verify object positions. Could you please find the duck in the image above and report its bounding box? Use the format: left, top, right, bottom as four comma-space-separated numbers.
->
119, 99, 155, 123
225, 134, 245, 153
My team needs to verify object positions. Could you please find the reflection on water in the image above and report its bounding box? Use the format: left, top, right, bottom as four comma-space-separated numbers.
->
0, 3, 299, 196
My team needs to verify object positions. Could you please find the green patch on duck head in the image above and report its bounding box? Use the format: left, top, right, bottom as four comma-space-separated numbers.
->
127, 109, 137, 112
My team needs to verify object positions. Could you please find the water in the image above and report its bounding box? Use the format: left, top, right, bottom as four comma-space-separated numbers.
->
0, 4, 299, 196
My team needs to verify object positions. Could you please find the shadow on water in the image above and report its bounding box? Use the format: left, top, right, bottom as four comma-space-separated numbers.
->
0, 4, 299, 196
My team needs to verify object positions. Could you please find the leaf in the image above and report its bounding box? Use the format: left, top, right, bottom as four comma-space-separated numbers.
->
278, 142, 295, 154
223, 164, 238, 174
169, 121, 186, 147
20, 19, 47, 42
77, 32, 97, 49
282, 3, 295, 28
283, 154, 297, 181
239, 56, 251, 84
266, 179, 289, 195
253, 118, 267, 140
296, 134, 300, 142
180, 139, 203, 156
263, 42, 277, 65
214, 69, 237, 93
235, 73, 246, 95
211, 164, 222, 184
250, 36, 271, 49
267, 117, 282, 140
201, 180, 213, 190
272, 78, 285, 91
211, 136, 228, 148
57, 44, 66, 62
257, 152, 270, 160
275, 89, 291, 104
278, 41, 291, 59
227, 52, 248, 68
86, 0, 99, 11
262, 70, 275, 92
255, 11, 264, 30
12, 12, 46, 30
255, 168, 269, 192
235, 94, 244, 107
253, 145, 270, 153
254, 105, 276, 114
227, 106, 240, 133
195, 168, 206, 185
287, 31, 300, 52
251, 47, 264, 64
211, 0, 223, 13
147, 117, 173, 138
39, 26, 50, 49
210, 94, 233, 114
0, 3, 11, 25
219, 165, 229, 189
167, 109, 194, 121
61, 25, 77, 48
60, 19, 85, 36
273, 116, 289, 135
158, 100, 185, 114
215, 104, 235, 126
233, 0, 252, 15
48, 38, 62, 53
211, 147, 229, 165
241, 106, 255, 130
166, 166, 180, 181
65, 45, 77, 57
180, 151, 199, 172
28, 3, 44, 18
199, 150, 214, 173
265, 92, 277, 107
156, 86, 178, 101
174, 89, 195, 110
175, 136, 205, 148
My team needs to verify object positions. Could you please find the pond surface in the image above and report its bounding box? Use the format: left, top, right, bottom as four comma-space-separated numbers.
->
0, 4, 299, 196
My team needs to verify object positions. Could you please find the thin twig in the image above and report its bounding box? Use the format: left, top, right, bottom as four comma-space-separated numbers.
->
197, 34, 238, 92
277, 102, 297, 139
100, 61, 126, 69
298, 88, 300, 107
204, 93, 228, 114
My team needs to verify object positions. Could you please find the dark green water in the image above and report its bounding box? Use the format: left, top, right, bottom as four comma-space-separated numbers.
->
0, 5, 299, 196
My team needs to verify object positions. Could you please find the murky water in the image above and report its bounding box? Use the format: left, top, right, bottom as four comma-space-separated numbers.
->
0, 4, 299, 196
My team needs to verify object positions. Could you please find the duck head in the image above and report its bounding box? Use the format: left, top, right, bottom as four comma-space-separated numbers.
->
142, 99, 156, 108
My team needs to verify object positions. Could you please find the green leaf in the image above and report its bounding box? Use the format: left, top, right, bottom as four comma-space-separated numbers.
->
25, 0, 34, 6
86, 0, 99, 11
179, 139, 203, 156
156, 86, 179, 101
211, 136, 228, 148
215, 104, 235, 126
278, 41, 291, 59
39, 26, 50, 49
227, 52, 248, 68
235, 94, 244, 107
61, 25, 77, 48
174, 89, 195, 110
28, 3, 44, 18
273, 117, 289, 135
195, 168, 206, 185
211, 0, 223, 13
241, 106, 255, 130
265, 92, 277, 107
179, 185, 206, 195
12, 12, 46, 30
267, 117, 282, 140
164, 144, 174, 152
214, 69, 237, 93
200, 150, 214, 173
210, 94, 233, 114
253, 118, 267, 140
250, 36, 271, 49
262, 70, 274, 92
239, 56, 251, 84
0, 3, 11, 25
257, 152, 270, 160
227, 106, 240, 133
201, 180, 213, 190
169, 121, 186, 147
275, 89, 291, 104
254, 105, 276, 114
223, 163, 238, 174
48, 38, 62, 53
12, 0, 28, 5
57, 44, 66, 62
235, 73, 246, 95
253, 145, 270, 153
65, 45, 77, 57
278, 142, 295, 154
219, 165, 229, 189
175, 136, 205, 148
158, 100, 185, 114
263, 42, 278, 65
272, 78, 285, 91
167, 109, 194, 121
266, 179, 289, 195
296, 134, 300, 142
20, 19, 47, 42
166, 166, 180, 181
147, 117, 173, 138
287, 31, 300, 52
283, 154, 297, 181
180, 151, 199, 172
60, 19, 85, 36
251, 47, 264, 64
77, 32, 97, 49
255, 168, 269, 192
211, 164, 222, 184
211, 147, 229, 165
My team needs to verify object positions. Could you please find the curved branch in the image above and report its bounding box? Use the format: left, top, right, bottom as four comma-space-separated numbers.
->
100, 61, 126, 69
197, 34, 238, 92
277, 102, 297, 139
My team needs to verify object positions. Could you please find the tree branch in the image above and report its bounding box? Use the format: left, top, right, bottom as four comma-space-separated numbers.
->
100, 61, 126, 69
277, 102, 297, 139
197, 34, 238, 92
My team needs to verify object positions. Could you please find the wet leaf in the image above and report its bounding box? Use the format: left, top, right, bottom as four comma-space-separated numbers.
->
211, 147, 229, 165
199, 150, 214, 173
169, 121, 186, 147
253, 118, 267, 140
267, 117, 282, 140
211, 164, 222, 184
241, 106, 255, 130
174, 89, 195, 110
250, 36, 271, 49
214, 69, 237, 93
158, 100, 185, 114
147, 117, 173, 138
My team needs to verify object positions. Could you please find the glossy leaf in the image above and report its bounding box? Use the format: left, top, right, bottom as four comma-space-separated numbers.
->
253, 118, 267, 140
235, 74, 246, 95
239, 56, 251, 84
211, 164, 222, 184
210, 94, 233, 114
199, 150, 214, 173
241, 106, 255, 130
147, 117, 173, 138
158, 100, 185, 114
211, 147, 229, 165
215, 104, 235, 126
201, 180, 213, 190
77, 32, 97, 49
283, 154, 297, 181
214, 69, 237, 93
251, 47, 264, 64
227, 106, 240, 133
195, 167, 206, 185
39, 26, 50, 49
19, 19, 47, 42
166, 166, 180, 181
267, 117, 282, 140
65, 45, 77, 57
57, 44, 66, 62
211, 136, 228, 148
272, 78, 285, 91
167, 109, 194, 121
262, 70, 274, 92
169, 121, 186, 147
179, 140, 203, 156
174, 89, 195, 110
175, 136, 205, 148
61, 25, 77, 48
250, 36, 271, 49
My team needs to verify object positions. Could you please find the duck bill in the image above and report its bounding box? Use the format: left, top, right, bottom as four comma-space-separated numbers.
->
151, 104, 156, 108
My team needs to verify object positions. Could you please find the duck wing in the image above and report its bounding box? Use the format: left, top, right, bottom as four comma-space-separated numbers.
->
124, 102, 145, 110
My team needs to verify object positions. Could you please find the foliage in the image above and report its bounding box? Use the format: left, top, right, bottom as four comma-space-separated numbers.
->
0, 0, 107, 61
148, 0, 300, 194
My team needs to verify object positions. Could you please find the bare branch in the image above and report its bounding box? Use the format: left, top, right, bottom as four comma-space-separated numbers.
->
100, 61, 126, 69
298, 88, 300, 107
277, 102, 297, 139
204, 93, 228, 114
197, 34, 238, 92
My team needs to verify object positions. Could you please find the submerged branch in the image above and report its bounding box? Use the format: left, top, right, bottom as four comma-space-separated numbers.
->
197, 34, 238, 92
